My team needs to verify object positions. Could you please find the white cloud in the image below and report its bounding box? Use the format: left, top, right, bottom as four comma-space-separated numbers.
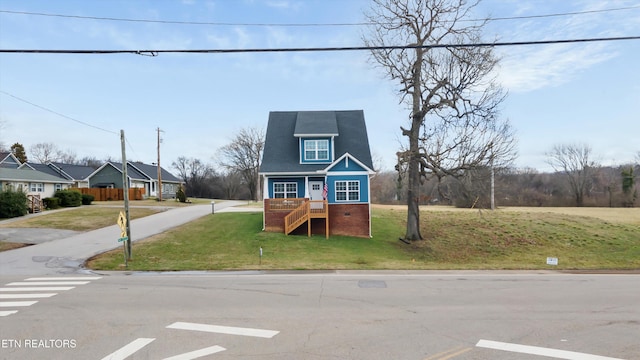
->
497, 42, 616, 92
490, 0, 638, 93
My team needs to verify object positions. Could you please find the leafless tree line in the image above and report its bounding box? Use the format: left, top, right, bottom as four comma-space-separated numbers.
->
372, 144, 639, 208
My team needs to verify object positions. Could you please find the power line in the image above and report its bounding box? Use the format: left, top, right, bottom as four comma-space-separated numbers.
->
0, 90, 118, 135
1, 5, 639, 27
1, 36, 639, 55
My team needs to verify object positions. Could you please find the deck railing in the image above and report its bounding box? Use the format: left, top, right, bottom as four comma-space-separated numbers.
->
266, 198, 306, 211
27, 194, 43, 213
279, 199, 329, 237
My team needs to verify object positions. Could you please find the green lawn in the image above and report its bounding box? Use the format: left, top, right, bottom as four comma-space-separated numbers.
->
0, 206, 163, 231
87, 207, 640, 271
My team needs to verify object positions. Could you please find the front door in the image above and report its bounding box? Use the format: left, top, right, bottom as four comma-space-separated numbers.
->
309, 181, 324, 209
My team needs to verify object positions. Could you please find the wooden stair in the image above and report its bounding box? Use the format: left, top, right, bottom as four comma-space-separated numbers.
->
284, 200, 329, 238
27, 194, 43, 213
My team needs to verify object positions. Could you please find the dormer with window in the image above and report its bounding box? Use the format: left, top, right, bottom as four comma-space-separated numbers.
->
294, 111, 338, 164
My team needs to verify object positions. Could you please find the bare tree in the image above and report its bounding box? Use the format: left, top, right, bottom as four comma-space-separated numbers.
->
77, 156, 103, 169
364, 0, 509, 240
218, 127, 265, 202
28, 142, 79, 164
56, 148, 77, 164
29, 142, 58, 163
546, 143, 598, 207
219, 171, 244, 200
172, 156, 215, 198
0, 119, 6, 151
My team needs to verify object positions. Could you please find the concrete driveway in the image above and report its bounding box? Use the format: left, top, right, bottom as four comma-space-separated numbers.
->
0, 200, 255, 275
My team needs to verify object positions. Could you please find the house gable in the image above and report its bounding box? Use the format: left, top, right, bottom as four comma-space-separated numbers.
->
0, 152, 21, 169
260, 110, 373, 175
90, 163, 126, 188
323, 153, 374, 174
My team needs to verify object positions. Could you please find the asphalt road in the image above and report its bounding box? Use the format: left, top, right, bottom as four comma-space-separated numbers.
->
1, 272, 638, 360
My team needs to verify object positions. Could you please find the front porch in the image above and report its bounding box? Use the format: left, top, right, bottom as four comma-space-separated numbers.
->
263, 198, 371, 238
264, 198, 329, 238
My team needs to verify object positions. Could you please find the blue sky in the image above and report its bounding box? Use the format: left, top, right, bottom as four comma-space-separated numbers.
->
0, 0, 638, 172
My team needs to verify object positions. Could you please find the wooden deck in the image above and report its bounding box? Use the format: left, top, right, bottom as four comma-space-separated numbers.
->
268, 198, 329, 238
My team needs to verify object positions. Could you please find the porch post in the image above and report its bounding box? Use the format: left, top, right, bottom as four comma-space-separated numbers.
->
263, 176, 269, 199
304, 176, 310, 199
262, 175, 268, 231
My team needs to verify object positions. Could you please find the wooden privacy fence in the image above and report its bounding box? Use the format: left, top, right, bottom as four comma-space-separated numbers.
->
71, 188, 145, 201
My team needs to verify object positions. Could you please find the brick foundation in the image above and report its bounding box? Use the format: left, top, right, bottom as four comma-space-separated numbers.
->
328, 203, 370, 238
263, 200, 370, 238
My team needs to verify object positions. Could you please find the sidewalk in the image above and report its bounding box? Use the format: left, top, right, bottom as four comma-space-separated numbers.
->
0, 200, 252, 276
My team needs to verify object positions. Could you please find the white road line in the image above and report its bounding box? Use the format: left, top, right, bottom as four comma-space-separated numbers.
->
100, 338, 156, 360
167, 322, 280, 338
0, 293, 56, 299
6, 281, 90, 286
25, 277, 102, 281
0, 310, 18, 317
0, 301, 38, 307
163, 345, 226, 360
0, 287, 74, 291
476, 340, 625, 360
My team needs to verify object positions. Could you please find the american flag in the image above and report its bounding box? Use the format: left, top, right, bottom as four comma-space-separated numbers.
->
322, 183, 328, 200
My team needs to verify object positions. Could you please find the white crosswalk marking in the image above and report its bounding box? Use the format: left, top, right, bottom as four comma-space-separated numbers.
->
0, 287, 75, 291
167, 322, 280, 338
0, 276, 101, 317
0, 301, 38, 307
105, 322, 278, 358
7, 281, 90, 286
0, 293, 56, 299
25, 277, 102, 281
163, 345, 226, 360
100, 338, 156, 360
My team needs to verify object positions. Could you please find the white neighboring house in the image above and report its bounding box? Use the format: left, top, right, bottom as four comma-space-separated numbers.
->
0, 167, 74, 198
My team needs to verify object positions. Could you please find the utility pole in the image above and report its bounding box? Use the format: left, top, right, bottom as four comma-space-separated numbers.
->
157, 127, 163, 202
120, 130, 132, 261
490, 143, 495, 211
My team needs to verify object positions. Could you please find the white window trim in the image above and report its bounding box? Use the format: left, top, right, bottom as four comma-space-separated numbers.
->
335, 180, 360, 202
29, 183, 44, 192
273, 182, 298, 198
304, 139, 329, 161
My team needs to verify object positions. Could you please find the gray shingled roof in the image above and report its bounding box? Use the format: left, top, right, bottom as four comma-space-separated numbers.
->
50, 162, 96, 180
109, 162, 149, 180
260, 110, 373, 174
130, 162, 182, 182
21, 163, 68, 180
0, 168, 74, 183
293, 111, 339, 136
106, 162, 181, 182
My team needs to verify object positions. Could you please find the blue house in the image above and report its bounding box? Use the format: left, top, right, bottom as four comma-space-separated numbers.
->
259, 110, 375, 238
